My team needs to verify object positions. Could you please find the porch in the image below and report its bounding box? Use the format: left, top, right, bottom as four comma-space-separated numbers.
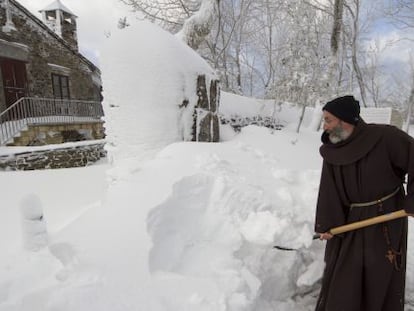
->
0, 97, 105, 146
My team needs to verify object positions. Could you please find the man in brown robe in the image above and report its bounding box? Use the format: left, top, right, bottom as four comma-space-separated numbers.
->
314, 95, 414, 311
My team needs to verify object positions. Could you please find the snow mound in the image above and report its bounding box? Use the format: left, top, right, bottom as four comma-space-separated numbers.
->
147, 166, 325, 310
101, 20, 216, 164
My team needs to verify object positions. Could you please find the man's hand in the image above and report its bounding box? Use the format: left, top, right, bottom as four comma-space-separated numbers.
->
318, 232, 333, 240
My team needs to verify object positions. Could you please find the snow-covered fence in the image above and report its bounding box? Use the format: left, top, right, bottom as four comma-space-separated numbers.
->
220, 115, 284, 132
302, 106, 404, 129
219, 92, 302, 131
360, 107, 404, 128
220, 93, 404, 132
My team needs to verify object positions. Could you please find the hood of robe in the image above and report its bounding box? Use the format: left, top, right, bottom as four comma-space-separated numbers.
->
320, 119, 383, 165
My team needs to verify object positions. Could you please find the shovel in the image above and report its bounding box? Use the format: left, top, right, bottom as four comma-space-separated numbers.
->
274, 209, 412, 251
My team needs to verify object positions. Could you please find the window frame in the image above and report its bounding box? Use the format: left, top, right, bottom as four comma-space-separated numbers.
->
51, 73, 70, 99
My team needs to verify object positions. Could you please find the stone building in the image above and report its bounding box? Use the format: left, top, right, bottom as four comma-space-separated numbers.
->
0, 0, 104, 147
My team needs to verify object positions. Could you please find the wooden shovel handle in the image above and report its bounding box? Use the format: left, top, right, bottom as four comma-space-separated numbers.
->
314, 209, 412, 239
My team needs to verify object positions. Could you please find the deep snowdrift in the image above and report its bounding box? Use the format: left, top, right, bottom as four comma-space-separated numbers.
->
100, 20, 216, 165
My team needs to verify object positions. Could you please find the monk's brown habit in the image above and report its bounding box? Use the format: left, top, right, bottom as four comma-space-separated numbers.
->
314, 120, 414, 311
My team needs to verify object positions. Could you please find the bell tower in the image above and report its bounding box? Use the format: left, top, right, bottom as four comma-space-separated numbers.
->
39, 0, 78, 50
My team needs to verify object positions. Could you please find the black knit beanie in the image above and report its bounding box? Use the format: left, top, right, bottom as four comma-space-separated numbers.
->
322, 95, 360, 125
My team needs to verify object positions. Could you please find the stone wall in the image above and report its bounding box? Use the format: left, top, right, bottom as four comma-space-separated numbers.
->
0, 1, 101, 112
220, 115, 284, 132
0, 141, 106, 170
8, 121, 106, 146
193, 75, 220, 142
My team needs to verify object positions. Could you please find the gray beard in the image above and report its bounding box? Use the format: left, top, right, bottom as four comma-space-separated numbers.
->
329, 127, 352, 144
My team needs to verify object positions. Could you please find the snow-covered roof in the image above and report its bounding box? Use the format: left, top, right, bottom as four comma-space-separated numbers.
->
39, 0, 77, 17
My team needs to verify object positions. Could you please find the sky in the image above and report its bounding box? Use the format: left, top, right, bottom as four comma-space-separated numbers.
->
17, 0, 134, 66
1, 11, 414, 311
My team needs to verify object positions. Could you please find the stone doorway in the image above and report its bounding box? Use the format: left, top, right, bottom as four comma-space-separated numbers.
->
0, 58, 28, 108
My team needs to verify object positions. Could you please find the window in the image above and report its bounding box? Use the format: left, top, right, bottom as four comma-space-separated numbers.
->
52, 74, 70, 99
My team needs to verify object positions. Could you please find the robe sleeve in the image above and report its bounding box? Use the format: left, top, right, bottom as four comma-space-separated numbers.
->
314, 161, 347, 233
386, 126, 414, 214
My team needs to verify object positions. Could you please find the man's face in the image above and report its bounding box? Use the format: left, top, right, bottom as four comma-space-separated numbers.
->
322, 111, 351, 144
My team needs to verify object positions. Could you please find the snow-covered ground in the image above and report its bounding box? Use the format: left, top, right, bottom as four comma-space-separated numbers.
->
1, 19, 414, 311
2, 123, 414, 310
0, 125, 324, 311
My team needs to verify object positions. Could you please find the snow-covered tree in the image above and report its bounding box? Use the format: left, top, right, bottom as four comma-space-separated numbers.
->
119, 0, 200, 31
120, 0, 218, 50
120, 0, 414, 128
176, 0, 219, 49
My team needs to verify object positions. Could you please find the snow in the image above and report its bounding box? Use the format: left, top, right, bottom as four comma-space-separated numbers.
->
0, 139, 104, 156
20, 194, 49, 251
176, 0, 216, 49
39, 0, 77, 17
1, 18, 414, 311
100, 20, 216, 164
219, 92, 306, 127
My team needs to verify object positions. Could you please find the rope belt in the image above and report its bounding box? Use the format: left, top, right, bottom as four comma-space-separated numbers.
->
350, 187, 400, 208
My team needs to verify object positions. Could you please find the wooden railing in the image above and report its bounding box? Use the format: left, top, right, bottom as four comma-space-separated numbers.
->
0, 97, 104, 146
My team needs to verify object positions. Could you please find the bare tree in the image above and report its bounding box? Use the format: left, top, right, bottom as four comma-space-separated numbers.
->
385, 0, 414, 29
198, 0, 254, 93
119, 0, 413, 128
362, 41, 383, 107
405, 71, 414, 132
307, 0, 346, 131
331, 0, 344, 57
343, 0, 368, 107
380, 0, 414, 129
